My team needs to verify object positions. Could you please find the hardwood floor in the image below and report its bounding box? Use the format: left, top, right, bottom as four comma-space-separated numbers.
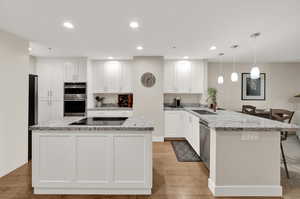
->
0, 141, 298, 199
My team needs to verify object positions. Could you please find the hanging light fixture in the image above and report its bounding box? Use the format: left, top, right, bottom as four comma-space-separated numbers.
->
230, 45, 239, 82
217, 53, 224, 84
250, 32, 261, 79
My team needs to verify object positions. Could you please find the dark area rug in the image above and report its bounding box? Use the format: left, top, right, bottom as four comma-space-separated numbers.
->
171, 140, 201, 162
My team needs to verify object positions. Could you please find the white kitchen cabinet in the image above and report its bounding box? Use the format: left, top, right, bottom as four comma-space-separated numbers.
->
164, 61, 177, 93
175, 61, 192, 93
120, 61, 132, 93
191, 114, 200, 156
36, 58, 65, 123
191, 61, 204, 93
90, 61, 132, 93
185, 112, 193, 145
164, 111, 184, 138
32, 131, 152, 194
87, 110, 133, 118
38, 100, 52, 122
163, 60, 205, 93
63, 59, 87, 82
166, 110, 200, 155
36, 59, 64, 101
38, 100, 63, 123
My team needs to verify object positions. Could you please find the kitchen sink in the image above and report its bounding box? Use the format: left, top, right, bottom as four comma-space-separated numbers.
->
192, 110, 216, 115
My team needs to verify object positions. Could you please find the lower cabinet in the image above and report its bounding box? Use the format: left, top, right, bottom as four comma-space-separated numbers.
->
164, 111, 184, 138
190, 115, 200, 156
165, 110, 200, 156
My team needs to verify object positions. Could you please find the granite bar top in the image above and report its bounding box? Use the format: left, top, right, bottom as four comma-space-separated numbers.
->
165, 106, 300, 131
30, 117, 154, 131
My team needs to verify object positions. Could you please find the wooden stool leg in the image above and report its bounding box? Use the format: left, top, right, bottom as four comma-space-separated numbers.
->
281, 142, 290, 179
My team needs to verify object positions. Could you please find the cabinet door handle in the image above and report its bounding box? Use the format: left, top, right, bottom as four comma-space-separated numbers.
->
50, 90, 53, 105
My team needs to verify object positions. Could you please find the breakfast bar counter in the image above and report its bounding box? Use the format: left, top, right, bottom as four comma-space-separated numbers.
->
165, 106, 299, 197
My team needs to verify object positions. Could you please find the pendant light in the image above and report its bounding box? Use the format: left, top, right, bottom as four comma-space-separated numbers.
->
250, 32, 261, 79
230, 45, 239, 82
217, 53, 224, 84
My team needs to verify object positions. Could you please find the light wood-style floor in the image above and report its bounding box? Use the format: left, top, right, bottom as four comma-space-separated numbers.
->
0, 141, 298, 199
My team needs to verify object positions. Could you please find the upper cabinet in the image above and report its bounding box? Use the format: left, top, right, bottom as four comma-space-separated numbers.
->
89, 60, 132, 93
164, 60, 206, 94
63, 58, 87, 82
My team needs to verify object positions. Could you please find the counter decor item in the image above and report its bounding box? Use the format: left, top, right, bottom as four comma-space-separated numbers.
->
207, 88, 217, 112
118, 94, 133, 107
95, 96, 104, 107
294, 94, 300, 98
241, 73, 266, 100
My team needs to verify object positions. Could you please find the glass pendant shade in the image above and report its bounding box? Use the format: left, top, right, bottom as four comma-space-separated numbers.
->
250, 66, 260, 79
231, 72, 238, 82
217, 75, 224, 84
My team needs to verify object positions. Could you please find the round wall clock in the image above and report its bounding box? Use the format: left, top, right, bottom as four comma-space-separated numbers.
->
141, 72, 156, 88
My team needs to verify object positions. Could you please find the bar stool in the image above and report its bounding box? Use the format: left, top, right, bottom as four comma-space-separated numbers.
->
270, 109, 295, 179
242, 105, 256, 115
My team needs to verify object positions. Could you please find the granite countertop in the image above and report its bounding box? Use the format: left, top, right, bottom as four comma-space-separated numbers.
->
87, 107, 133, 111
165, 106, 300, 131
30, 117, 154, 131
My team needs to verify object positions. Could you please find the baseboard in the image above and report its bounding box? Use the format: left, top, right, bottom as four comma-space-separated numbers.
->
164, 137, 186, 141
34, 188, 151, 195
152, 136, 164, 142
208, 178, 282, 197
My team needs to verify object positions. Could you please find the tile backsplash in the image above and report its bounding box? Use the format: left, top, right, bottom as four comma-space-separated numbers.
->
93, 93, 119, 104
164, 94, 202, 105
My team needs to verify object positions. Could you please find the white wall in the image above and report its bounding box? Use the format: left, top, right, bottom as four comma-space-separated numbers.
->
208, 62, 300, 124
132, 56, 164, 138
29, 55, 36, 74
0, 30, 29, 177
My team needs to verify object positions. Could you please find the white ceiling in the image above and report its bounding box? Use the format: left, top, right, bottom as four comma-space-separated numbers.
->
0, 0, 300, 62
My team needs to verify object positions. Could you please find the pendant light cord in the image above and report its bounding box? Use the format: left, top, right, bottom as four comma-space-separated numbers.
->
253, 36, 257, 66
233, 52, 236, 71
219, 55, 223, 74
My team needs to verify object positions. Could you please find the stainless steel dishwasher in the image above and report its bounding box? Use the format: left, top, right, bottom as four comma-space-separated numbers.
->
200, 119, 210, 169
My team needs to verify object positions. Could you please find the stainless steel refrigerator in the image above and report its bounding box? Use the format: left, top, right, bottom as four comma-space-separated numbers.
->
28, 74, 38, 160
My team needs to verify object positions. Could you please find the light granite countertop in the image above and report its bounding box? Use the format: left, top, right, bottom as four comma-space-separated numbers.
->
30, 117, 154, 131
87, 107, 133, 111
165, 106, 300, 131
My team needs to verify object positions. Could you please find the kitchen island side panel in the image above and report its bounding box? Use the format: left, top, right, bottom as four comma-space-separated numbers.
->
32, 131, 152, 194
209, 129, 282, 197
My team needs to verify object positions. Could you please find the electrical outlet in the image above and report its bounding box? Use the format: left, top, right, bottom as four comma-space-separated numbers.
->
241, 132, 259, 141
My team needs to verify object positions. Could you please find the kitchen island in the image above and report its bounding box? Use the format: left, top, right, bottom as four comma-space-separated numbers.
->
165, 106, 299, 197
30, 117, 154, 195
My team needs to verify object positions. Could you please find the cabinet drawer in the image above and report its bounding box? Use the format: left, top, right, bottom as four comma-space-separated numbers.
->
87, 110, 133, 117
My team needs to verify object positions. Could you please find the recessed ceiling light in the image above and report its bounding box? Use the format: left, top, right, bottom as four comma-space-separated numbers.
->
63, 21, 74, 29
129, 21, 139, 29
210, 46, 217, 50
183, 56, 189, 59
108, 56, 113, 60
136, 46, 143, 50
28, 47, 32, 52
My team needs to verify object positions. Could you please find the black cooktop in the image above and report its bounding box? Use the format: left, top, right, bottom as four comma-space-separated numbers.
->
70, 117, 128, 126
192, 110, 216, 115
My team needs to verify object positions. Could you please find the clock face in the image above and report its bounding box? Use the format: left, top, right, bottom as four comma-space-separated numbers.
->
141, 72, 156, 88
